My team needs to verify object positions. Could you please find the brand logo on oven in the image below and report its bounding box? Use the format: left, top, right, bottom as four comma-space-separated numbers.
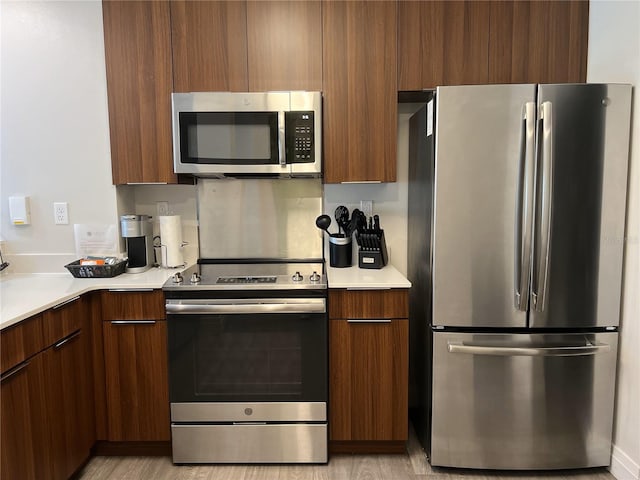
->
244, 407, 253, 416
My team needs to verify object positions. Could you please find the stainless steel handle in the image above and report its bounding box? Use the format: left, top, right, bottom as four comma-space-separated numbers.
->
53, 330, 81, 350
1, 361, 30, 383
108, 288, 155, 292
110, 320, 157, 325
347, 319, 392, 324
166, 298, 326, 315
514, 102, 536, 310
447, 341, 610, 357
278, 111, 286, 166
532, 101, 554, 311
52, 295, 81, 309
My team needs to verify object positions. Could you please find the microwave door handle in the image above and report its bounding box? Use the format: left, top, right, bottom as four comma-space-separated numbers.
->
278, 111, 286, 166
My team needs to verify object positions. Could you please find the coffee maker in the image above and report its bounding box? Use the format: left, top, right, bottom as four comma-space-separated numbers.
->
120, 215, 154, 273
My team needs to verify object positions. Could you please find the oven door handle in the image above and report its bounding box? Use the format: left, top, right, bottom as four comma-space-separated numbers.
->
166, 299, 326, 315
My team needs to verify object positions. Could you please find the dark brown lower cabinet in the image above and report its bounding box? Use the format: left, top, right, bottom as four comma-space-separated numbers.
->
45, 329, 95, 479
0, 326, 93, 480
329, 288, 409, 453
102, 320, 170, 441
0, 352, 48, 480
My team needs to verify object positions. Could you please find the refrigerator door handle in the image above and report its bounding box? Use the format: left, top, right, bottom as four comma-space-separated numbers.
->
532, 101, 554, 311
447, 340, 610, 357
514, 102, 537, 311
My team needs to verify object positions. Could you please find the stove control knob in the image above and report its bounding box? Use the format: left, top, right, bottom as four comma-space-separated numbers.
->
172, 272, 183, 284
310, 271, 321, 282
292, 271, 303, 282
190, 272, 201, 284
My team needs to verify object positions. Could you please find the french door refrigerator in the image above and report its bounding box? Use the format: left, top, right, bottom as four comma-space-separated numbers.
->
407, 84, 632, 470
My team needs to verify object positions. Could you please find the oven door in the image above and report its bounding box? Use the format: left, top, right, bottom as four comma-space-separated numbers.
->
166, 298, 327, 419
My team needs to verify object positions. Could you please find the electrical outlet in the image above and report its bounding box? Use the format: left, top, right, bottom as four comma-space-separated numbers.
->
54, 202, 69, 225
360, 200, 373, 218
157, 201, 169, 216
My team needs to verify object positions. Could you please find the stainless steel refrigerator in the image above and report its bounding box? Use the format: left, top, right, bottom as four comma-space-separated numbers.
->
406, 84, 632, 470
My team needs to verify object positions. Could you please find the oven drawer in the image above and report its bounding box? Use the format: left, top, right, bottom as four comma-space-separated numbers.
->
171, 423, 328, 463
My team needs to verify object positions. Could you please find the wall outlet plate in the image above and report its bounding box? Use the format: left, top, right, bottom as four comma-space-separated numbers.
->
360, 200, 373, 218
157, 201, 169, 216
54, 202, 69, 225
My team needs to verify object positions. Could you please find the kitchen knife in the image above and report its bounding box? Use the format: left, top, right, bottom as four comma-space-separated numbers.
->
373, 214, 380, 232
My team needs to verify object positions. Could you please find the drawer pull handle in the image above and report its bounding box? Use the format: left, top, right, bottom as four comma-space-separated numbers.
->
1, 361, 30, 383
54, 330, 81, 350
110, 320, 157, 325
108, 288, 155, 292
347, 319, 392, 324
52, 295, 81, 309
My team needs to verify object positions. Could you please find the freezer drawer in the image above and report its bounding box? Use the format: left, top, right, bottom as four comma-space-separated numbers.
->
431, 331, 618, 469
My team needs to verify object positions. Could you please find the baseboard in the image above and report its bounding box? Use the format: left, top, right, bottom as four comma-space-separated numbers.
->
610, 445, 640, 480
329, 440, 406, 454
92, 441, 172, 457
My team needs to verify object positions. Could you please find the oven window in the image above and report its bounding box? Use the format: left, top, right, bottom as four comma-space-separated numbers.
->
168, 312, 327, 403
179, 112, 278, 164
196, 326, 302, 396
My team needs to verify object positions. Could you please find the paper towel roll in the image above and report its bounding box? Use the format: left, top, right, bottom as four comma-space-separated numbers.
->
159, 215, 184, 268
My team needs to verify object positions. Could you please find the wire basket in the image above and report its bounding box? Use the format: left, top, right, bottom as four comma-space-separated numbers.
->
65, 259, 127, 278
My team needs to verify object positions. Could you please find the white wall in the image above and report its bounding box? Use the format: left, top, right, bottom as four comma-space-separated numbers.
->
0, 1, 117, 272
588, 2, 640, 480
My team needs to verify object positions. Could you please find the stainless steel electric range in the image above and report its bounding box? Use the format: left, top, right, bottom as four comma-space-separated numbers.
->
163, 261, 328, 464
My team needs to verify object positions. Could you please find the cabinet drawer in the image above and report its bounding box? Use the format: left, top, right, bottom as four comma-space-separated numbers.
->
101, 289, 165, 321
43, 296, 85, 347
328, 289, 408, 320
0, 314, 45, 374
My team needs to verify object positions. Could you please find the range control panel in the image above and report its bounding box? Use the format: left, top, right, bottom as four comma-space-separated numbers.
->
286, 111, 315, 163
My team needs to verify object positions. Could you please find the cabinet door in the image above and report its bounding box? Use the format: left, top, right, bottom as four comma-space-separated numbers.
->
398, 1, 490, 90
45, 329, 94, 480
0, 354, 50, 480
488, 0, 588, 84
246, 1, 322, 91
329, 318, 408, 441
171, 0, 248, 92
323, 0, 397, 183
102, 0, 176, 184
103, 320, 170, 441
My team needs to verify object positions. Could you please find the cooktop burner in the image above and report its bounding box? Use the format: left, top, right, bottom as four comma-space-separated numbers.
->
162, 261, 326, 291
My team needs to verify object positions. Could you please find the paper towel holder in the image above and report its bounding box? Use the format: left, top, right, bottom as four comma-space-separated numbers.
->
158, 241, 188, 269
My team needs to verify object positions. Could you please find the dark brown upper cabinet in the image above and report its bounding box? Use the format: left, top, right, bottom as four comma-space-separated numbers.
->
171, 1, 321, 93
323, 0, 398, 183
102, 1, 177, 184
488, 0, 588, 84
170, 1, 249, 92
398, 1, 490, 90
247, 1, 322, 92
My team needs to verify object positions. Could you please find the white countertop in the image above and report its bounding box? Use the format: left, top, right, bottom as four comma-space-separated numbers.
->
0, 266, 188, 331
1, 263, 411, 331
326, 264, 411, 289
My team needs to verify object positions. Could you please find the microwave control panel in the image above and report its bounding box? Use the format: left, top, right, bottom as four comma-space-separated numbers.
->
286, 111, 315, 163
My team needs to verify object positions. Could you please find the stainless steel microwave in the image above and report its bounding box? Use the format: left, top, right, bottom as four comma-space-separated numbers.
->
171, 91, 321, 177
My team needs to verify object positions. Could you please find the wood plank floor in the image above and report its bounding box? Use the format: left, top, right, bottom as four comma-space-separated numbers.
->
76, 427, 615, 480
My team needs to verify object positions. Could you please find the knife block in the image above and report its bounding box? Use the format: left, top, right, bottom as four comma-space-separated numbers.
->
357, 230, 388, 269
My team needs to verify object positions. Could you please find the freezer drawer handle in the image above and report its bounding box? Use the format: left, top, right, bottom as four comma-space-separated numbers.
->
447, 341, 610, 357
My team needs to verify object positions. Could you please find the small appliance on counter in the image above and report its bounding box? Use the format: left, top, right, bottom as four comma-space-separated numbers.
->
120, 214, 153, 273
